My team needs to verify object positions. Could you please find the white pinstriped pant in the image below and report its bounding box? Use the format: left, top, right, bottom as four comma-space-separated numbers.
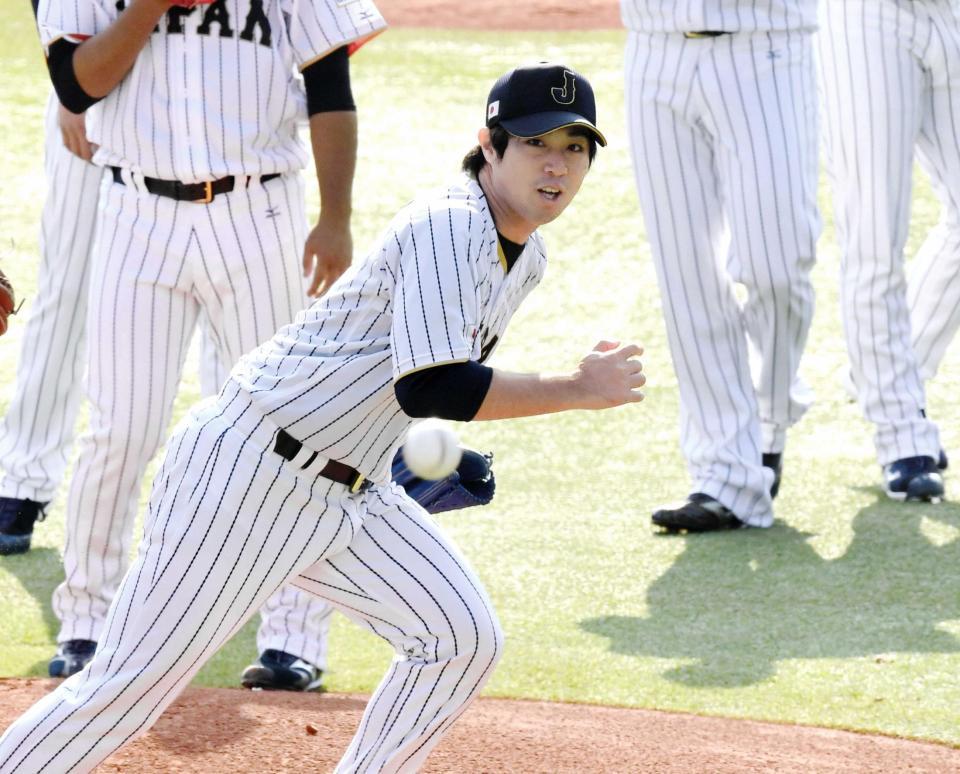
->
0, 93, 101, 503
819, 0, 960, 464
0, 384, 502, 774
50, 166, 332, 668
625, 29, 820, 525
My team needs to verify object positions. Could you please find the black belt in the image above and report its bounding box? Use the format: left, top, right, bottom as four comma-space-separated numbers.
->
683, 31, 729, 38
110, 167, 280, 203
273, 429, 369, 493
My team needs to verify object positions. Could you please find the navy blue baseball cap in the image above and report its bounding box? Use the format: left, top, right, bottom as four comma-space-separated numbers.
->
485, 62, 607, 147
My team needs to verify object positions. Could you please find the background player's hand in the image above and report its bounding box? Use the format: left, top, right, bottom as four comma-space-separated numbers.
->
58, 104, 94, 162
572, 340, 646, 409
302, 215, 352, 298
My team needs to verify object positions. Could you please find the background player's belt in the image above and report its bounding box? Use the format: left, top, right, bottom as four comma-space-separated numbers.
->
683, 31, 729, 38
110, 167, 280, 203
273, 429, 369, 493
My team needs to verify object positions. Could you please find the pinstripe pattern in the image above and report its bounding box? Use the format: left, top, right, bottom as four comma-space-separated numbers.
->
34, 0, 386, 675
35, 0, 386, 181
234, 176, 548, 485
51, 172, 310, 647
620, 0, 817, 34
0, 179, 514, 767
0, 93, 101, 502
817, 0, 956, 465
623, 16, 819, 526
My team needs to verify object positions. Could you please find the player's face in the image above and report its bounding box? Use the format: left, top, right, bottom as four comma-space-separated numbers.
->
483, 126, 591, 240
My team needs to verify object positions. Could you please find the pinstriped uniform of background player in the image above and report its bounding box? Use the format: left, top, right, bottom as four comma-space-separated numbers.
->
33, 0, 386, 687
818, 0, 960, 500
621, 0, 820, 531
0, 62, 643, 773
0, 1, 228, 553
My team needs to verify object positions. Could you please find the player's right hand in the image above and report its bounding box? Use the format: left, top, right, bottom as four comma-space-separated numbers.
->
58, 104, 94, 162
572, 340, 646, 409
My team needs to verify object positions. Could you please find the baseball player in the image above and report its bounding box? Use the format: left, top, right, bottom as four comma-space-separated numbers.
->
0, 15, 230, 559
0, 61, 643, 773
0, 94, 102, 558
818, 0, 957, 501
621, 0, 821, 532
32, 0, 387, 694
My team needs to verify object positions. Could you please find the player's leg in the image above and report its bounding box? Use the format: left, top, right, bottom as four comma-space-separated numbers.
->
196, 312, 230, 398
908, 5, 960, 387
192, 172, 330, 686
0, 386, 362, 773
293, 484, 503, 773
51, 181, 199, 656
625, 31, 772, 527
0, 93, 101, 553
700, 30, 819, 472
818, 1, 942, 483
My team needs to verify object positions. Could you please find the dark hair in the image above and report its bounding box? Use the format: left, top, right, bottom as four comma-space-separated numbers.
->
461, 125, 598, 176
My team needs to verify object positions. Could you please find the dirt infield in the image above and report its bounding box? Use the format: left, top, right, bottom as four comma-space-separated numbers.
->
3, 680, 959, 772
374, 0, 620, 30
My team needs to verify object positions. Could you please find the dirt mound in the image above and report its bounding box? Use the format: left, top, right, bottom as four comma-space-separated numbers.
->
2, 680, 958, 772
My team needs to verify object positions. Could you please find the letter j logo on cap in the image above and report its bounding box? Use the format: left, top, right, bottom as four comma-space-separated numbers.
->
551, 70, 576, 105
488, 100, 500, 120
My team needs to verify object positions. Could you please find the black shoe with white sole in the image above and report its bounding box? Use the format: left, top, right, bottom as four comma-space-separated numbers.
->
883, 456, 944, 503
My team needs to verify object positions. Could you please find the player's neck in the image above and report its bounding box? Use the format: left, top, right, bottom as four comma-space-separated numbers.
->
477, 168, 536, 244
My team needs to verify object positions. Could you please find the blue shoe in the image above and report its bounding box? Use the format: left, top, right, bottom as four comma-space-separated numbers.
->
241, 650, 323, 691
49, 639, 97, 678
883, 456, 944, 502
0, 497, 47, 555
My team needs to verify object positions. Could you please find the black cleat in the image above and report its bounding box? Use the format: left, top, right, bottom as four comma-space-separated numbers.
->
762, 452, 783, 499
652, 493, 745, 533
0, 497, 48, 555
49, 639, 98, 678
883, 456, 944, 503
241, 649, 323, 692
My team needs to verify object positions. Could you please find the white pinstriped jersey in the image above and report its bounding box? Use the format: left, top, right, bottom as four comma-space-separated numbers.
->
620, 0, 816, 33
233, 175, 548, 482
35, 0, 386, 181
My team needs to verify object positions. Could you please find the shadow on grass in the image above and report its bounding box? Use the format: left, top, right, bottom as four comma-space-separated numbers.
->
580, 494, 960, 687
0, 547, 64, 676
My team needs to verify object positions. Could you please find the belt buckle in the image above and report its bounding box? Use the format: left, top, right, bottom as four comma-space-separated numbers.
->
684, 31, 719, 39
196, 180, 213, 204
350, 475, 367, 494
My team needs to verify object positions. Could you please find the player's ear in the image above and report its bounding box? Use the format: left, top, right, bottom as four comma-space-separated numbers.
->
478, 127, 496, 164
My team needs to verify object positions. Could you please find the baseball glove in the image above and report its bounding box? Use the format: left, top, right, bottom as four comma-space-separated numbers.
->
0, 269, 17, 337
392, 447, 495, 514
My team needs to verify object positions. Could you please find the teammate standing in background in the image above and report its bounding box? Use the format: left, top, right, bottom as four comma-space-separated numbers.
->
0, 61, 644, 774
0, 92, 101, 558
621, 0, 821, 532
818, 0, 957, 501
32, 0, 386, 692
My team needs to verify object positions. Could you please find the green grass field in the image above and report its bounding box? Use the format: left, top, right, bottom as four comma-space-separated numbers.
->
2, 6, 960, 748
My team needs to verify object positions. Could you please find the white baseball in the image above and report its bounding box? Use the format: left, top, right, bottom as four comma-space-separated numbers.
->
402, 421, 462, 480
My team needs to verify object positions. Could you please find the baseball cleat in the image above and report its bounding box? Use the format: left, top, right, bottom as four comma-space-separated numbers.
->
883, 456, 944, 503
762, 452, 783, 499
49, 639, 98, 678
241, 649, 323, 692
0, 497, 48, 555
652, 493, 746, 533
